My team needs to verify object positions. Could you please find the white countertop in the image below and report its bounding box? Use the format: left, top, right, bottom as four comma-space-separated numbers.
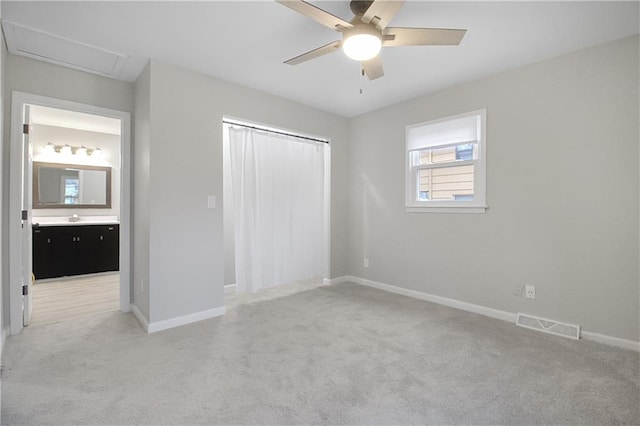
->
32, 216, 119, 226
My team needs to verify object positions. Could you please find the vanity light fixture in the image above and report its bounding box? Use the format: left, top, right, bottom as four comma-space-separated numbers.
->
40, 143, 103, 157
43, 142, 55, 154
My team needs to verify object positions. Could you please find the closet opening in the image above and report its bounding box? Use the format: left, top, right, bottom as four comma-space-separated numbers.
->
222, 118, 330, 303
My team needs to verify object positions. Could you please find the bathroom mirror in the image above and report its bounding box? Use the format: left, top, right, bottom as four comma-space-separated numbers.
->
33, 162, 112, 209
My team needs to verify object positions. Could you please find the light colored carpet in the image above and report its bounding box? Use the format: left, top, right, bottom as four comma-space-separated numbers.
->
1, 282, 638, 425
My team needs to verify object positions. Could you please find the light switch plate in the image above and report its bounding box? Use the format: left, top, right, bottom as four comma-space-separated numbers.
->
207, 195, 216, 208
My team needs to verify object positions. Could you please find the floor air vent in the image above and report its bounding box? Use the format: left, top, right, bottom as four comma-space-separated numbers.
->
516, 313, 580, 340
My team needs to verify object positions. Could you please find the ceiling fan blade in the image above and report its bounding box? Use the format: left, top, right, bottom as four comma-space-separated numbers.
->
276, 0, 353, 31
362, 55, 384, 80
284, 40, 342, 65
361, 0, 405, 30
383, 27, 467, 46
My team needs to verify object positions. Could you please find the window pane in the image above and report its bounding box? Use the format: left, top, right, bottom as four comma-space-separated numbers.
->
455, 144, 474, 161
64, 178, 79, 197
418, 142, 477, 165
64, 178, 79, 205
418, 164, 474, 201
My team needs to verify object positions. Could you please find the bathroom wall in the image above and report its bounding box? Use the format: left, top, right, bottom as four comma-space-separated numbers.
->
30, 124, 121, 219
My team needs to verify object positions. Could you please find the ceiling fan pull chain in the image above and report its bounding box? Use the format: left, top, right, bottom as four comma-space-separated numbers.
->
360, 66, 365, 95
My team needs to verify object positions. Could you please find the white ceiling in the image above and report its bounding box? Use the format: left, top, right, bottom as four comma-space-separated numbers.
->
3, 1, 638, 117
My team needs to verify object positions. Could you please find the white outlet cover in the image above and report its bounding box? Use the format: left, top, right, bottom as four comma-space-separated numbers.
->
525, 285, 535, 299
207, 195, 216, 208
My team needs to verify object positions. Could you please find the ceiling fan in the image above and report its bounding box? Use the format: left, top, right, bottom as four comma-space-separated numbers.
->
276, 0, 467, 80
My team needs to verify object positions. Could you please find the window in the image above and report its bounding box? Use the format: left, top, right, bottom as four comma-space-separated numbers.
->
405, 110, 486, 212
63, 177, 79, 205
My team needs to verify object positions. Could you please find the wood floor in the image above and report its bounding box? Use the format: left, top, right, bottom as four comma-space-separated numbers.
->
30, 273, 119, 326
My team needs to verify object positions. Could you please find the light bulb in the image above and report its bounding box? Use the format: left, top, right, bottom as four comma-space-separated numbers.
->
61, 145, 72, 155
342, 26, 382, 61
43, 143, 54, 155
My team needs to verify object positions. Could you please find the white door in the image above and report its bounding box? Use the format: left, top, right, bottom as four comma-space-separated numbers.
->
21, 104, 33, 326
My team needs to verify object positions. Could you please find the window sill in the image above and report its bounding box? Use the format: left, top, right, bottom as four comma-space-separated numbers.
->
406, 205, 487, 214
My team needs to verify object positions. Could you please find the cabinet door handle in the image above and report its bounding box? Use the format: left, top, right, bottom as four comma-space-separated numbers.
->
77, 236, 80, 242
72, 237, 75, 242
47, 238, 51, 244
100, 235, 104, 241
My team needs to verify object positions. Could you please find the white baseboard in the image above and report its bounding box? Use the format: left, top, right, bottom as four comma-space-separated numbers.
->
581, 330, 640, 352
1, 326, 9, 356
224, 284, 236, 294
147, 306, 226, 333
331, 275, 640, 352
131, 304, 149, 332
323, 276, 349, 286
344, 275, 516, 323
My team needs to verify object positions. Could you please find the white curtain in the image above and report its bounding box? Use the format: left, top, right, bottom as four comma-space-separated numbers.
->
228, 126, 326, 293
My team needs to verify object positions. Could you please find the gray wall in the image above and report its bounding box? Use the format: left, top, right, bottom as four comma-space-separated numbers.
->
347, 35, 639, 342
4, 55, 134, 113
133, 63, 151, 319
2, 54, 134, 334
138, 60, 349, 323
0, 4, 5, 351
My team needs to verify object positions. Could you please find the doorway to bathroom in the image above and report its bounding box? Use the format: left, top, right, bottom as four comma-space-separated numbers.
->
8, 92, 131, 334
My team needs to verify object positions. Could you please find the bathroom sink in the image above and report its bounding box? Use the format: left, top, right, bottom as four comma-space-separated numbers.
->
32, 215, 119, 226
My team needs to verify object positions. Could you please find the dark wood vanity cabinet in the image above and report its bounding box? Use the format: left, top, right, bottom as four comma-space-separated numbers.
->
32, 224, 119, 280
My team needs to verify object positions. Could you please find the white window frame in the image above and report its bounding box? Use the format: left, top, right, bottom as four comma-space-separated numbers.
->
405, 109, 487, 213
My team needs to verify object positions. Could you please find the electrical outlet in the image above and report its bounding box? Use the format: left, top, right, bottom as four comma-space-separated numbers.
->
363, 258, 370, 268
525, 285, 536, 299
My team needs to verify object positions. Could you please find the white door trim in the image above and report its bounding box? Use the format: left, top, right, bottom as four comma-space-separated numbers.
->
8, 91, 132, 335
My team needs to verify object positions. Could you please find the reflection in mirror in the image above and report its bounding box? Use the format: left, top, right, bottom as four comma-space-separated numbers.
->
33, 162, 111, 209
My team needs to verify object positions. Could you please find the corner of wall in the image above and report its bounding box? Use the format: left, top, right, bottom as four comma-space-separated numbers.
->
0, 3, 6, 345
130, 303, 149, 332
1, 326, 8, 356
132, 61, 152, 320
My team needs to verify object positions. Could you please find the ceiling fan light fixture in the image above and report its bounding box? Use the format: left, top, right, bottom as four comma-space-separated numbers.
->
342, 26, 382, 61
